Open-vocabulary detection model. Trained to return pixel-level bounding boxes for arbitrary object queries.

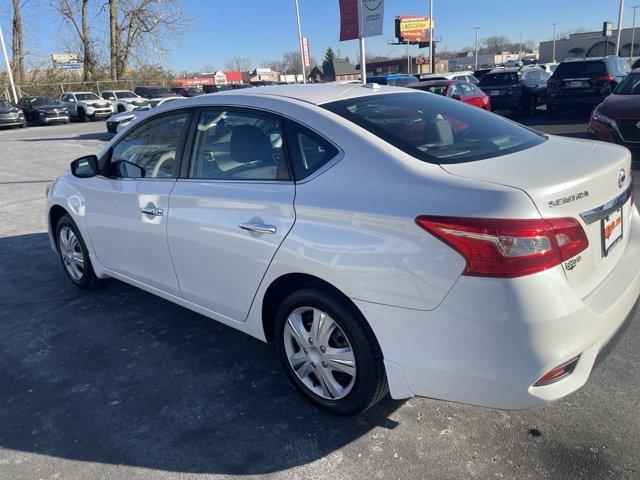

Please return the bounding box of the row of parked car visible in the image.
[0,84,251,131]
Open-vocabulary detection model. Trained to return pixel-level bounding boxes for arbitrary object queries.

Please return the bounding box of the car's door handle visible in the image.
[239,222,277,234]
[141,207,163,216]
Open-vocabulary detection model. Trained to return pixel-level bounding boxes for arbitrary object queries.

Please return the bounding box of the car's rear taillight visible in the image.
[415,216,589,278]
[534,357,580,386]
[596,74,615,83]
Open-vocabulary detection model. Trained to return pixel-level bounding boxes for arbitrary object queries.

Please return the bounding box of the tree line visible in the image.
[9,0,187,84]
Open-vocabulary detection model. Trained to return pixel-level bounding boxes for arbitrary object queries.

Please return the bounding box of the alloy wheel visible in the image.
[283,306,356,400]
[59,226,85,281]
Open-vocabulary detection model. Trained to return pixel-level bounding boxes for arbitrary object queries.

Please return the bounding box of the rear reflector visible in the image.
[534,357,580,386]
[415,216,589,278]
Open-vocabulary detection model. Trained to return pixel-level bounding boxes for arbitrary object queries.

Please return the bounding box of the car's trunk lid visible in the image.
[441,135,634,298]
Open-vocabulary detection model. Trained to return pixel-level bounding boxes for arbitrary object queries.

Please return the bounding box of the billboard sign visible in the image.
[301,37,311,67]
[395,15,431,43]
[339,0,384,41]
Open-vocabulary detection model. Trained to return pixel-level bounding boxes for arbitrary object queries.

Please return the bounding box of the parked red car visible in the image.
[407,80,491,111]
[589,68,640,150]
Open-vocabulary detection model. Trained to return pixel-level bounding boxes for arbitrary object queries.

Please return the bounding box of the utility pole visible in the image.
[357,0,366,83]
[474,27,480,70]
[519,32,523,60]
[631,5,639,60]
[552,23,557,62]
[0,25,18,103]
[406,41,411,74]
[429,0,435,73]
[616,0,625,55]
[294,0,306,84]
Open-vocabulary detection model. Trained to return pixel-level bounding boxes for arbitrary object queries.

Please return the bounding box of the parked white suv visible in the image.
[46,84,640,415]
[60,92,113,121]
[100,90,149,113]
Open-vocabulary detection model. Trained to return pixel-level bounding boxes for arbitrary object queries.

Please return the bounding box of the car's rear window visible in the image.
[552,60,606,78]
[478,72,519,85]
[322,92,545,164]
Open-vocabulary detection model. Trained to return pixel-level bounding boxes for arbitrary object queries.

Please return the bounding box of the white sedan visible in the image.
[46,83,640,415]
[105,96,184,133]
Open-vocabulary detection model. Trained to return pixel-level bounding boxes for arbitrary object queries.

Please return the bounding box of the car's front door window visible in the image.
[107,112,189,179]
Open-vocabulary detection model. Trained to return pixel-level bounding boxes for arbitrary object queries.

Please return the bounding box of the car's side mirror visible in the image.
[108,96,116,101]
[70,155,99,178]
[451,94,463,101]
[68,98,76,103]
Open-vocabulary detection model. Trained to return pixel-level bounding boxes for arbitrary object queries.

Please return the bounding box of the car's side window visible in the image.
[448,83,463,97]
[284,119,340,180]
[101,92,110,100]
[106,111,189,179]
[460,83,475,96]
[188,109,289,181]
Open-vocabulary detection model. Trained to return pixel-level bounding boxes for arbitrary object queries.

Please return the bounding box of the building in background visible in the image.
[539,28,640,62]
[249,68,281,83]
[224,71,243,84]
[360,57,447,76]
[447,51,537,70]
[308,59,360,82]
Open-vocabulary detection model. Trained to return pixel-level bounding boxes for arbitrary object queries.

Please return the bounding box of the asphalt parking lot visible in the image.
[1,115,639,480]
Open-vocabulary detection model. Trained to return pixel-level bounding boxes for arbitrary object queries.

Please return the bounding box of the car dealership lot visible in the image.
[1,119,639,479]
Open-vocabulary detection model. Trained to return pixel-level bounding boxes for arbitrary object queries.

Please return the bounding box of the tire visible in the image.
[19,122,26,128]
[275,288,388,416]
[78,108,88,122]
[117,105,125,113]
[546,105,558,118]
[55,214,98,289]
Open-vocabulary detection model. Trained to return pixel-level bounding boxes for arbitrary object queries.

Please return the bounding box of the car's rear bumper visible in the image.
[355,205,640,409]
[548,94,606,110]
[485,94,521,111]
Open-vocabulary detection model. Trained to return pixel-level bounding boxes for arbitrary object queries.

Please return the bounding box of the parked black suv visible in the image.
[477,67,549,115]
[17,96,70,125]
[133,86,176,99]
[171,86,204,97]
[547,56,631,115]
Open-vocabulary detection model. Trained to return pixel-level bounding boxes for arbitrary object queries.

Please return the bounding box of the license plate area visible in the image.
[490,90,500,96]
[569,81,584,88]
[601,207,623,257]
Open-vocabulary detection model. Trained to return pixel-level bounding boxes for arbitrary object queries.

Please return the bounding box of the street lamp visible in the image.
[474,27,480,70]
[616,0,625,56]
[552,23,557,62]
[631,5,639,60]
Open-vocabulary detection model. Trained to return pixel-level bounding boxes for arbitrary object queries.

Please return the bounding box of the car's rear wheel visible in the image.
[78,108,88,122]
[275,288,387,415]
[56,214,98,289]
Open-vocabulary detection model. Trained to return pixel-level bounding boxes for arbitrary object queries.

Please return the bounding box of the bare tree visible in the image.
[224,56,252,72]
[11,0,26,84]
[484,35,510,54]
[106,0,188,80]
[52,0,97,80]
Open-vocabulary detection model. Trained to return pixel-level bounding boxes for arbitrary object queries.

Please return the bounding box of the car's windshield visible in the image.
[0,99,12,108]
[147,88,174,96]
[75,93,100,101]
[115,91,137,99]
[552,60,606,78]
[479,72,519,85]
[31,97,56,106]
[322,92,545,164]
[615,72,640,94]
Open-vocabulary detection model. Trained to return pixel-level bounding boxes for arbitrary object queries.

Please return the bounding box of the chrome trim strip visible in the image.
[579,183,633,225]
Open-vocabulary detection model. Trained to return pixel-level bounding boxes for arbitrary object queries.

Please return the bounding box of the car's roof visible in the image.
[191,83,414,106]
[410,79,458,86]
[69,91,96,94]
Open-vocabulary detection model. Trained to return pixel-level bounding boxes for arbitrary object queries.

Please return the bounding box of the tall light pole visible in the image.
[552,23,558,62]
[631,5,639,60]
[429,0,435,73]
[357,0,366,84]
[519,32,523,60]
[0,25,17,103]
[294,0,307,84]
[616,0,625,55]
[474,27,480,70]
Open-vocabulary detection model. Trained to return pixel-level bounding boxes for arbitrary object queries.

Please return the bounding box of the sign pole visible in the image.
[429,0,434,73]
[616,0,625,56]
[358,0,367,84]
[0,25,18,103]
[294,0,307,84]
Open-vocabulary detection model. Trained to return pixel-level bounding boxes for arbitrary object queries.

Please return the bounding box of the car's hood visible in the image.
[34,103,66,110]
[0,106,19,114]
[108,110,141,122]
[599,94,640,119]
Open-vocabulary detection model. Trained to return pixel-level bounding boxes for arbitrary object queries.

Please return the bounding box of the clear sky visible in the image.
[0,0,632,72]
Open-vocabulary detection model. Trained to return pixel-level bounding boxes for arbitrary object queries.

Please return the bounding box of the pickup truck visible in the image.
[60,92,113,122]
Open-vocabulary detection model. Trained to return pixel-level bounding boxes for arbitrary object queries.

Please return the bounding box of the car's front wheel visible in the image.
[56,214,98,289]
[275,288,387,415]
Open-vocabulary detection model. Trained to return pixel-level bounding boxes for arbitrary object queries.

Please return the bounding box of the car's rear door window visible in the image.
[283,120,340,180]
[322,92,545,164]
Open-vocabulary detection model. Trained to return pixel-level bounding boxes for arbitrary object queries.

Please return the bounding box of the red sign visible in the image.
[397,15,430,43]
[301,37,311,68]
[173,77,214,87]
[339,0,359,41]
